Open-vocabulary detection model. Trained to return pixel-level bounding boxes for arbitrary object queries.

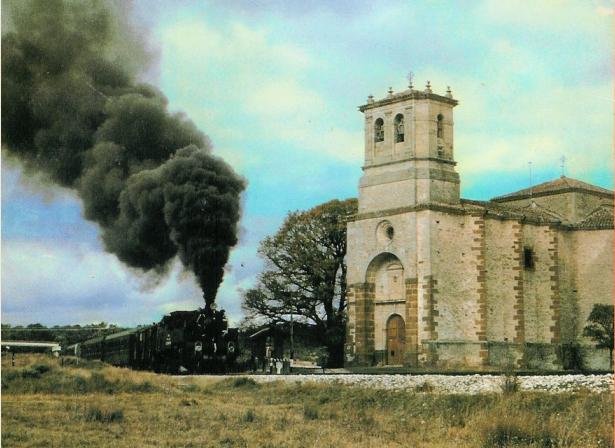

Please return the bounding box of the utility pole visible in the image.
[528,161,533,198]
[290,311,294,362]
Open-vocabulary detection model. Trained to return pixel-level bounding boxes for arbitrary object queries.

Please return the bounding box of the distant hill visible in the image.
[1,323,127,348]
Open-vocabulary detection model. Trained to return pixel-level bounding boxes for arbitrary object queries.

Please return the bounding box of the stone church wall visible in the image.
[346,210,612,371]
[484,219,519,343]
[520,224,561,369]
[480,218,521,367]
[520,224,555,343]
[556,231,578,345]
[574,229,612,318]
[345,211,420,366]
[429,212,479,340]
[358,179,416,213]
[426,211,484,367]
[574,229,613,370]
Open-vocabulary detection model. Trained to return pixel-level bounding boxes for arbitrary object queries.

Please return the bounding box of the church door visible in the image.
[386,315,405,365]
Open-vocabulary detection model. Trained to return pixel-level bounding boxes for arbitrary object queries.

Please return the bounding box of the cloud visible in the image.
[479,0,612,33]
[158,18,363,165]
[245,80,326,117]
[418,36,612,195]
[1,238,204,326]
[595,5,614,15]
[455,80,613,177]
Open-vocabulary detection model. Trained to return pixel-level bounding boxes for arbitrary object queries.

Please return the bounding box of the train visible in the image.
[65,308,239,374]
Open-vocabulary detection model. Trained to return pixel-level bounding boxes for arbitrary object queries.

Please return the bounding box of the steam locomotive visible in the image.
[66,309,239,374]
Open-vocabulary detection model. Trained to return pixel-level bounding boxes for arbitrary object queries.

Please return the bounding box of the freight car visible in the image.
[67,308,238,374]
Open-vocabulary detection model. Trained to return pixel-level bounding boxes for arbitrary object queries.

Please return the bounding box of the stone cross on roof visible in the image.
[406,71,414,89]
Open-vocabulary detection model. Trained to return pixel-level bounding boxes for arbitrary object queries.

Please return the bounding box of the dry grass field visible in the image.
[1,354,612,447]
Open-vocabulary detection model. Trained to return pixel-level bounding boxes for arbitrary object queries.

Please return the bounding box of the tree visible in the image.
[242,198,357,367]
[583,304,614,366]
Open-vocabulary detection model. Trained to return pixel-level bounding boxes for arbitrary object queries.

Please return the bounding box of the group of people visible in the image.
[250,343,293,374]
[250,355,292,374]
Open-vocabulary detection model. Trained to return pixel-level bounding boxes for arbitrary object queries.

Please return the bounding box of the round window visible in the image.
[386,226,395,240]
[376,221,395,245]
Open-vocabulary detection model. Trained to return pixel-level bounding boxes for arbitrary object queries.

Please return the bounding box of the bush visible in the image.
[179,398,198,407]
[84,406,124,423]
[241,409,256,423]
[226,377,260,389]
[1,365,159,395]
[414,381,435,393]
[61,357,105,369]
[483,422,555,448]
[560,343,584,371]
[356,409,376,427]
[2,370,19,382]
[7,363,52,380]
[501,372,520,394]
[32,364,51,375]
[131,380,155,393]
[317,394,331,404]
[20,368,41,379]
[89,372,115,393]
[303,404,319,420]
[177,383,201,393]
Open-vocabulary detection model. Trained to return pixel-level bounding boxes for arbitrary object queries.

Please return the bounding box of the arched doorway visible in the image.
[365,252,407,365]
[386,314,405,365]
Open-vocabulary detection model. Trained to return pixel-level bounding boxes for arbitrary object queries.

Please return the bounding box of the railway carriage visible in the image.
[67,308,239,374]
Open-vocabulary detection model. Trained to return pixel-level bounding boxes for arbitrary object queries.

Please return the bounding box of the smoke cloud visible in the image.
[2,0,246,312]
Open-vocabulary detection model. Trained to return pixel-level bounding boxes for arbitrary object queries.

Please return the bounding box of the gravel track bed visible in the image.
[209,374,614,394]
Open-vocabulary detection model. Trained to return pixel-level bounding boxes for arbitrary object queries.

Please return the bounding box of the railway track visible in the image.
[187,372,614,394]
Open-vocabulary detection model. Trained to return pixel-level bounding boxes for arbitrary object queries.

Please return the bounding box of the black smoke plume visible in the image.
[2,0,246,312]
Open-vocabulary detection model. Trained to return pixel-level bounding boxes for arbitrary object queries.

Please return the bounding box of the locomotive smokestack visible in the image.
[2,0,245,308]
[203,293,214,316]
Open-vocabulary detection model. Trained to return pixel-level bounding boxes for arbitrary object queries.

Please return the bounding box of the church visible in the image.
[344,81,613,370]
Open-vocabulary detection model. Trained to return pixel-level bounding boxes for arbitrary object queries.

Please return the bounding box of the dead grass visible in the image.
[2,354,612,447]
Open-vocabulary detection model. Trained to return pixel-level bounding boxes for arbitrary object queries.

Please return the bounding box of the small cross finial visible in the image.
[446,85,453,98]
[387,86,394,96]
[560,155,566,177]
[367,94,374,104]
[407,71,414,89]
[425,80,432,93]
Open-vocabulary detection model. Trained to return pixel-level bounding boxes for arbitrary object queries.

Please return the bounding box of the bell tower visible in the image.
[358,80,460,213]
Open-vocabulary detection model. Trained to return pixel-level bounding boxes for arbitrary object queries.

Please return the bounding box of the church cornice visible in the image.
[348,203,466,222]
[362,157,457,170]
[348,200,565,226]
[359,90,458,111]
[562,224,614,231]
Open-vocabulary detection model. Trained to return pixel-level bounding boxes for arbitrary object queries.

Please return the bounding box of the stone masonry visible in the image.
[345,80,614,371]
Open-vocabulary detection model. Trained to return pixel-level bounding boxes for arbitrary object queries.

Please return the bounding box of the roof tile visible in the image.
[492,176,613,201]
[573,206,614,230]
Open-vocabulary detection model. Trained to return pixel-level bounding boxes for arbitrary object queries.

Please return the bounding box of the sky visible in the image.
[2,0,613,327]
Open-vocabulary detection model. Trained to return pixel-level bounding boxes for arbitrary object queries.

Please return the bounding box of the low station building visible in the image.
[344,81,613,370]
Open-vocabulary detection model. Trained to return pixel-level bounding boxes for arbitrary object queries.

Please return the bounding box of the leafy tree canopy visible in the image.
[242,198,357,366]
[583,304,614,364]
